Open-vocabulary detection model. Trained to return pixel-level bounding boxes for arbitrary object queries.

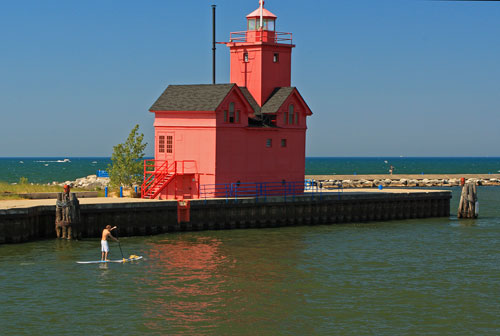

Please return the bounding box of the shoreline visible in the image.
[306,174,500,188]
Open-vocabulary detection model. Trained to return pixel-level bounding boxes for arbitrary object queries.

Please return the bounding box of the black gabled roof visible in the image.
[239,87,261,115]
[150,84,236,111]
[261,87,296,114]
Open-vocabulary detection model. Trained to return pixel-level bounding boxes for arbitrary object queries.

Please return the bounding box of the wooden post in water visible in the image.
[55,191,81,239]
[457,182,478,219]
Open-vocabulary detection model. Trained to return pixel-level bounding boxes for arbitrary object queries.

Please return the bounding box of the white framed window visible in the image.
[159,136,165,153]
[166,136,173,153]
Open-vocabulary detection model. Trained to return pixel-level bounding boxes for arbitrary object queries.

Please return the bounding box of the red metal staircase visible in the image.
[141,160,198,199]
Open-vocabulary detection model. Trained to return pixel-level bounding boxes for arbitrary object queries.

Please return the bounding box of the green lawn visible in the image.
[0,182,105,200]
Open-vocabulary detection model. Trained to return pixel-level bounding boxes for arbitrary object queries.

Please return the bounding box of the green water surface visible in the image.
[0,187,499,335]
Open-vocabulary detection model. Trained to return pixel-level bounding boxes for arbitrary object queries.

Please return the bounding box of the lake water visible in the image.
[1,157,500,184]
[1,187,499,335]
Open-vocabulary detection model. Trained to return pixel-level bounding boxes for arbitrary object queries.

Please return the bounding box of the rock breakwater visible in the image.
[54,175,110,190]
[306,174,500,189]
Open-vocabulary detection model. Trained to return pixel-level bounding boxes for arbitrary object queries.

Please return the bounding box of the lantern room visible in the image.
[246,5,277,43]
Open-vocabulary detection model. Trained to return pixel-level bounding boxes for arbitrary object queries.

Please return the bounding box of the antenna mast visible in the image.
[212,4,216,84]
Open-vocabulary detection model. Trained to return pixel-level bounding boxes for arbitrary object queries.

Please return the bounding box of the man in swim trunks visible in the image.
[101,225,118,261]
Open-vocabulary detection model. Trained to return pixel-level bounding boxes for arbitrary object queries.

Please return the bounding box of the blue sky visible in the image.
[0,0,499,157]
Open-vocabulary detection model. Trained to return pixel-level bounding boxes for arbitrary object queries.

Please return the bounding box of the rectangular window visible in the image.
[273,53,279,63]
[284,112,288,124]
[248,19,256,31]
[289,111,293,124]
[268,20,275,31]
[229,102,235,123]
[281,139,287,147]
[224,110,228,122]
[236,110,240,123]
[294,113,298,125]
[159,136,165,153]
[166,135,173,153]
[266,138,272,148]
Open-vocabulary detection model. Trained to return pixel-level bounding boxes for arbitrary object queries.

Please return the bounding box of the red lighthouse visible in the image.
[143,1,312,200]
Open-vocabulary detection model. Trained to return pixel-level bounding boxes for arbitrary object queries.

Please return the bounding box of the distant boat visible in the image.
[44,164,49,166]
[19,161,24,164]
[92,161,97,164]
[384,160,388,164]
[62,158,70,162]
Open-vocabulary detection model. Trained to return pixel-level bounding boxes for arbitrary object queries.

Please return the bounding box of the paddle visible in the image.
[113,226,126,262]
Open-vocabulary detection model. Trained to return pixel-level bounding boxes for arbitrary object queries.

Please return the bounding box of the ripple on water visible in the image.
[0,188,500,335]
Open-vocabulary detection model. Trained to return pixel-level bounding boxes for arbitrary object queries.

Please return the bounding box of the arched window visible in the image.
[289,104,294,125]
[229,102,235,123]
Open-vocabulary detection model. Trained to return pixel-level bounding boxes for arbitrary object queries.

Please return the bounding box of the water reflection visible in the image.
[139,236,231,333]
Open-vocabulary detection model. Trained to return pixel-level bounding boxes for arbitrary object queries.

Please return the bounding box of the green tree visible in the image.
[108,124,147,188]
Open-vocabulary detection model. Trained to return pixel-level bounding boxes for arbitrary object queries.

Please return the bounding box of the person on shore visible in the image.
[101,225,118,261]
[63,184,70,196]
[389,165,395,175]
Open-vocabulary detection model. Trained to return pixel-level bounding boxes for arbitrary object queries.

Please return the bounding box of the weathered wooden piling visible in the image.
[457,183,478,219]
[55,192,81,239]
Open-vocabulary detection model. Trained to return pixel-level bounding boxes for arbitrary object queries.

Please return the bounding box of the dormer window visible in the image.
[229,102,235,123]
[285,104,299,125]
[224,103,240,124]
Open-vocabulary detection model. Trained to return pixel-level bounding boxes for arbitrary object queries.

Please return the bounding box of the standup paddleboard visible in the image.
[77,255,143,264]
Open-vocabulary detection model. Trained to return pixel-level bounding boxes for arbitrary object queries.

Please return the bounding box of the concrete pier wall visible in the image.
[0,191,451,244]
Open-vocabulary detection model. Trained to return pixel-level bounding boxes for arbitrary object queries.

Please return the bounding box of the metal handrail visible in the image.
[142,160,175,198]
[229,31,293,44]
[142,160,169,198]
[199,180,319,201]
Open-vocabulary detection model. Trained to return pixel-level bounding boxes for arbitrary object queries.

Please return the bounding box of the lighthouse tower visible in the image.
[227,1,294,106]
[145,1,312,199]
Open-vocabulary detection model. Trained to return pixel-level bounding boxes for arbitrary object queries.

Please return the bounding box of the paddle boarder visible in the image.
[101,225,118,261]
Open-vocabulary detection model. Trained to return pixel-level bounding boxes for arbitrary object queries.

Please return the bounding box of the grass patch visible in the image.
[0,182,94,200]
[0,182,67,194]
